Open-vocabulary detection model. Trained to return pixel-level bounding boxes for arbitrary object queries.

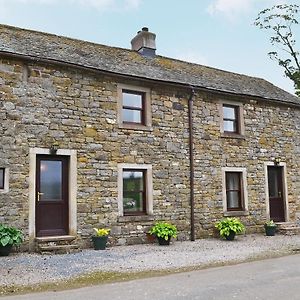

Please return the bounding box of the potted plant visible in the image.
[149,222,177,245]
[264,220,277,236]
[0,224,23,256]
[92,228,110,250]
[146,232,156,243]
[215,217,245,241]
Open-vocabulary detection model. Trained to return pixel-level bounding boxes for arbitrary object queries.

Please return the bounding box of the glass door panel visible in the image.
[39,160,62,201]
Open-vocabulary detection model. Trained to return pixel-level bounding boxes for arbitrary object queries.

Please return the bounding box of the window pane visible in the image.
[123,171,144,191]
[227,191,240,208]
[223,106,236,119]
[226,172,242,210]
[224,121,236,132]
[123,192,144,213]
[40,161,62,201]
[0,168,4,189]
[123,92,143,108]
[268,168,279,197]
[122,109,142,123]
[123,170,145,214]
[226,173,240,190]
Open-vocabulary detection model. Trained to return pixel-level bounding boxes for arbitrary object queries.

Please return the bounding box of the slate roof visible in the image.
[0,24,299,105]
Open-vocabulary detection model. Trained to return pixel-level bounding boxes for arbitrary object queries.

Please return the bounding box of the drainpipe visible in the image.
[188,87,195,241]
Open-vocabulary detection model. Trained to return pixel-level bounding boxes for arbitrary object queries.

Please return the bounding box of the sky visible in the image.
[0,0,298,94]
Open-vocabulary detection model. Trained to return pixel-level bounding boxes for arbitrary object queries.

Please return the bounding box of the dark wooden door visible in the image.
[268,166,285,222]
[36,155,69,237]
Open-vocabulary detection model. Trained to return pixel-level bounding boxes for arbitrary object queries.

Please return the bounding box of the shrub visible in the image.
[215,217,245,238]
[149,222,177,241]
[0,224,23,247]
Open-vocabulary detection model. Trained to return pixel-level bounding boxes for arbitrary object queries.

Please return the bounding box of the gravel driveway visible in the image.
[1,234,300,291]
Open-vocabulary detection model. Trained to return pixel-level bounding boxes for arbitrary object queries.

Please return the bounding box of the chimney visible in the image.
[131,27,156,57]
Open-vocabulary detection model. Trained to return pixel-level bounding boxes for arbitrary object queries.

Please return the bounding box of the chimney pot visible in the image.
[131,27,156,57]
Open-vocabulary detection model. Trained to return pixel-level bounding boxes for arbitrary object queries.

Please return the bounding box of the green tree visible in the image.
[254,4,299,96]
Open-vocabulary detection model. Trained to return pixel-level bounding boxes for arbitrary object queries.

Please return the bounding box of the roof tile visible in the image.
[0,24,299,104]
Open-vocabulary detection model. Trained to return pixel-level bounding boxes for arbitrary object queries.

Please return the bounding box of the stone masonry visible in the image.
[1,56,300,251]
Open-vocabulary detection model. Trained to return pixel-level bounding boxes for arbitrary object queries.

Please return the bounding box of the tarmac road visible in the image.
[2,254,300,300]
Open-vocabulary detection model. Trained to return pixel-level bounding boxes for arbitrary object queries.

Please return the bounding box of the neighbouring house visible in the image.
[1,25,300,252]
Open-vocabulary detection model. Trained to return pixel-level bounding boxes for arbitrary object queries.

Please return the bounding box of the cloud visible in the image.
[207,0,290,21]
[207,0,254,20]
[0,0,141,11]
[73,0,115,10]
[125,0,140,9]
[1,0,57,3]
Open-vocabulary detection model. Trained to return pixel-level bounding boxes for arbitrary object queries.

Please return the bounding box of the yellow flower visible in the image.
[93,228,110,237]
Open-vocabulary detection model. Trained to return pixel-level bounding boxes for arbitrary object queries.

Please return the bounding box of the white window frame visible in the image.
[0,167,9,193]
[219,101,245,136]
[222,167,248,216]
[117,163,153,216]
[117,84,152,130]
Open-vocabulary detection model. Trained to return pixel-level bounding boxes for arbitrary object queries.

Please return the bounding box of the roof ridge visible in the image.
[0,23,134,53]
[0,23,298,104]
[0,23,270,83]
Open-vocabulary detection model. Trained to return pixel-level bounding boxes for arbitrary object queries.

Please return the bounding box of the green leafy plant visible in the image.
[265,220,276,227]
[0,224,23,247]
[149,222,177,241]
[215,217,245,238]
[93,228,110,237]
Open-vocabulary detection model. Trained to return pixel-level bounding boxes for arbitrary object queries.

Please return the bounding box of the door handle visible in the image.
[37,192,44,202]
[278,191,282,198]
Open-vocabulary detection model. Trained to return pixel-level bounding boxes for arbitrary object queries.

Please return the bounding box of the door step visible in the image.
[35,235,80,254]
[276,222,300,235]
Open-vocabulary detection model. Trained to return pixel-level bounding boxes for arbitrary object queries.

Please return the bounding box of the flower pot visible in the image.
[92,236,108,250]
[0,244,13,256]
[225,231,236,241]
[157,236,171,246]
[146,233,156,243]
[265,225,276,236]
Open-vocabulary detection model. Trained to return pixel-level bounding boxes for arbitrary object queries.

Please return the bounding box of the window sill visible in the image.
[118,215,154,223]
[119,123,153,132]
[221,133,245,139]
[224,210,249,217]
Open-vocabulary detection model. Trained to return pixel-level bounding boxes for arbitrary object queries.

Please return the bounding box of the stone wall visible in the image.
[1,56,300,250]
[192,93,300,237]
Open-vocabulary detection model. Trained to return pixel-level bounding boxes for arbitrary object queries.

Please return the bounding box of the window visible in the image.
[226,172,243,210]
[0,168,4,190]
[118,164,153,218]
[223,105,239,133]
[122,91,145,124]
[220,102,244,136]
[117,84,152,130]
[123,169,146,215]
[0,167,9,193]
[222,167,248,216]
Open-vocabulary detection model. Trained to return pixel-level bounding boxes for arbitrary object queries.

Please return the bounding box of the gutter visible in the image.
[188,86,195,241]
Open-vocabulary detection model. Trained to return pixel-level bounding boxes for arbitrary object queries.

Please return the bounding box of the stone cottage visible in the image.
[1,25,300,252]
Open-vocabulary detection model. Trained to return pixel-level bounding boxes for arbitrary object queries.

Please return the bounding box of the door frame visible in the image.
[264,161,289,222]
[28,148,77,251]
